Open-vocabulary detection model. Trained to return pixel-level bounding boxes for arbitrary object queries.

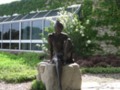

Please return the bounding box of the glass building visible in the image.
[0,5,81,52]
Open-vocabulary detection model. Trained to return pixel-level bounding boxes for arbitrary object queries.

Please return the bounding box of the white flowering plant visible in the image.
[40,10,100,57]
[57,10,100,57]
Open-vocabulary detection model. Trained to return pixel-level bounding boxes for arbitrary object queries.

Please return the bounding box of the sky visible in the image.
[0,0,21,5]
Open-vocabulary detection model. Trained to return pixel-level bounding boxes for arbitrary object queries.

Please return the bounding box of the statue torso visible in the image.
[49,32,68,54]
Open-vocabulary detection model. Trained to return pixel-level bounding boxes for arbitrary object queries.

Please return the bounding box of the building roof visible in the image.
[0,4,81,23]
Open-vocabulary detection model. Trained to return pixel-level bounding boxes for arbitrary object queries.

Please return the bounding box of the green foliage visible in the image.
[0,0,120,55]
[0,0,46,15]
[31,80,46,90]
[82,67,120,74]
[0,0,81,16]
[42,10,100,57]
[93,0,120,27]
[0,52,42,83]
[58,12,100,56]
[82,0,93,20]
[81,0,120,55]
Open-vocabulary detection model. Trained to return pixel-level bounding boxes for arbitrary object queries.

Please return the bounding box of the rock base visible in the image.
[37,62,82,90]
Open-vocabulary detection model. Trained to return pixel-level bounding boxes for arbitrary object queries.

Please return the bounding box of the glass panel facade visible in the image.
[0,25,1,40]
[0,43,1,49]
[44,18,56,35]
[6,16,16,21]
[34,11,48,18]
[31,43,42,50]
[44,19,51,36]
[32,20,43,39]
[47,10,60,17]
[14,15,24,20]
[23,13,37,19]
[21,43,30,50]
[21,21,30,40]
[3,24,10,40]
[0,5,80,51]
[44,19,51,28]
[0,17,7,22]
[11,23,19,40]
[2,43,10,49]
[66,7,77,13]
[11,43,19,49]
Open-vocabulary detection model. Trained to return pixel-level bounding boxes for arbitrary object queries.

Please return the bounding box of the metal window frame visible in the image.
[12,15,20,21]
[0,16,66,52]
[0,4,81,52]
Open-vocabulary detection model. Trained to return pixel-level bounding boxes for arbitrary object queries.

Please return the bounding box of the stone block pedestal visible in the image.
[37,62,82,90]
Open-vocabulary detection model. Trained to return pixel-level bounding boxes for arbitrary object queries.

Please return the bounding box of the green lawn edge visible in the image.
[81,67,120,74]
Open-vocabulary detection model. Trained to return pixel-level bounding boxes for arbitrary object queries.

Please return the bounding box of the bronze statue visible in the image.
[48,20,74,90]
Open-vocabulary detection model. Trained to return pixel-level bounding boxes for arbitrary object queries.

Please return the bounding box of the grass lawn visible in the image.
[0,52,41,83]
[0,52,120,84]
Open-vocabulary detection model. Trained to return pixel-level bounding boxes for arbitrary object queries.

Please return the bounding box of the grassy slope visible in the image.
[0,52,41,83]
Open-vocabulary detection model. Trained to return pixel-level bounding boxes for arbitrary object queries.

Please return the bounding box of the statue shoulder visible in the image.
[61,32,68,37]
[48,33,55,38]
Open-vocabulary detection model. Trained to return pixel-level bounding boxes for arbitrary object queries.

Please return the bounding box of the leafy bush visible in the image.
[59,13,100,56]
[41,10,100,57]
[31,80,46,90]
[82,0,120,55]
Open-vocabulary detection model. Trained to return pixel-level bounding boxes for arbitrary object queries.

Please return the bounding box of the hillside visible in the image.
[0,0,81,16]
[0,0,47,16]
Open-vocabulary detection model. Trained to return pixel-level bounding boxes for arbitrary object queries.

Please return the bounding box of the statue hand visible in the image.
[49,60,54,64]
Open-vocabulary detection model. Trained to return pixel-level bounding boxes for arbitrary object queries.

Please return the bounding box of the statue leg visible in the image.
[54,58,62,90]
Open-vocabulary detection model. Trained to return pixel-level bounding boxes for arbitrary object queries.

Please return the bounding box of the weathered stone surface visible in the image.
[37,62,82,90]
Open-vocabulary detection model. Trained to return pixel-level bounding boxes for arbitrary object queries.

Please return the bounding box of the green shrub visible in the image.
[42,10,100,57]
[31,80,46,90]
[0,52,42,83]
[59,14,100,57]
[81,67,120,74]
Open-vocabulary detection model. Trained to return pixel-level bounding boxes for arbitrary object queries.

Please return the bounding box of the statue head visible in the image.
[54,20,64,34]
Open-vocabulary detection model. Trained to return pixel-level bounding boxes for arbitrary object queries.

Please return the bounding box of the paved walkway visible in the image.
[0,74,120,90]
[82,74,120,90]
[0,82,31,90]
[82,82,120,90]
[0,81,120,90]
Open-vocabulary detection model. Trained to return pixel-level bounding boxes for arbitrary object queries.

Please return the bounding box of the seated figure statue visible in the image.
[48,20,74,90]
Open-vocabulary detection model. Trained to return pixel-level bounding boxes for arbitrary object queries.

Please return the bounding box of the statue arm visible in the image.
[64,38,74,63]
[48,36,53,61]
